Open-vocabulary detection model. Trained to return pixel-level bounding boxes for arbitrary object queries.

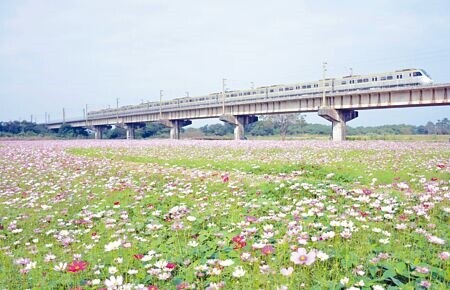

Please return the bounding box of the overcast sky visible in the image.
[0,0,449,127]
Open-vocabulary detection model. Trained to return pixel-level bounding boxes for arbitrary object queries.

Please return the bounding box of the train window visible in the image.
[270,89,274,93]
[357,79,363,83]
[363,79,369,82]
[314,84,318,87]
[387,76,393,80]
[260,90,264,94]
[341,81,346,85]
[380,76,386,81]
[306,85,311,88]
[396,75,403,79]
[372,77,377,81]
[279,88,284,91]
[413,71,423,77]
[302,85,307,89]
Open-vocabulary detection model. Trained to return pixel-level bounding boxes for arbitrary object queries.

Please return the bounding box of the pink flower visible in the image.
[261,245,275,255]
[438,251,449,260]
[290,248,316,265]
[420,280,431,288]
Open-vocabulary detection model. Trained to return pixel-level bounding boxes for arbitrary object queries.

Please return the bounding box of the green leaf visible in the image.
[369,265,379,278]
[394,262,407,275]
[390,277,405,287]
[381,268,396,280]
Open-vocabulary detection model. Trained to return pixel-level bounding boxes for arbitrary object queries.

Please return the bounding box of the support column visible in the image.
[318,108,358,141]
[93,125,107,140]
[160,119,192,139]
[124,123,136,140]
[219,115,258,140]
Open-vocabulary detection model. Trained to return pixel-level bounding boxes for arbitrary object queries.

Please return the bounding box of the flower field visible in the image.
[0,140,449,289]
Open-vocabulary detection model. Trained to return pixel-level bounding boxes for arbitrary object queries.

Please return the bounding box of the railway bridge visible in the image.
[45,84,450,141]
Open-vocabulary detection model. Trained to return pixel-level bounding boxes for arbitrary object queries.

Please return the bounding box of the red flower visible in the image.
[437,164,445,169]
[362,189,372,195]
[134,254,144,260]
[232,235,244,243]
[67,260,88,273]
[166,262,176,270]
[114,201,120,205]
[147,286,158,290]
[232,235,246,249]
[221,174,229,182]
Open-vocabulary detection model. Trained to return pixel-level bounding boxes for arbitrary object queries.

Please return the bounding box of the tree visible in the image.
[264,114,301,140]
[199,123,234,136]
[137,123,170,138]
[107,127,126,139]
[247,120,274,136]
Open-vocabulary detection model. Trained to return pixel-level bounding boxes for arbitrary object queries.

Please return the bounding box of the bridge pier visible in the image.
[318,108,358,141]
[124,123,136,140]
[220,114,258,140]
[160,119,192,139]
[93,125,108,139]
[124,123,146,139]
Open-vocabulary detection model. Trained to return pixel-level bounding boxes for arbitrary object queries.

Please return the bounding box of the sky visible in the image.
[0,0,449,127]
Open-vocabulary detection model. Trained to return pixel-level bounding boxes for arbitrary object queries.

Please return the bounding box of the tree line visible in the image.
[0,116,449,139]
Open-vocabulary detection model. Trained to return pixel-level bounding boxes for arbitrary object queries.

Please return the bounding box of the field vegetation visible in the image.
[0,140,449,289]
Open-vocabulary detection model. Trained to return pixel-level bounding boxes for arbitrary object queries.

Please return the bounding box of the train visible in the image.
[87,68,433,119]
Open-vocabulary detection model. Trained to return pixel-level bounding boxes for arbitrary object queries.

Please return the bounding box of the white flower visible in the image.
[340,277,349,285]
[104,240,121,252]
[232,266,246,278]
[157,272,171,280]
[188,240,199,247]
[127,269,138,275]
[53,262,67,272]
[316,250,329,261]
[104,275,123,288]
[280,267,294,276]
[379,238,389,244]
[186,216,196,222]
[114,257,123,264]
[25,261,37,270]
[372,285,385,290]
[154,260,168,269]
[108,266,118,274]
[219,259,234,267]
[92,279,100,285]
[44,254,56,263]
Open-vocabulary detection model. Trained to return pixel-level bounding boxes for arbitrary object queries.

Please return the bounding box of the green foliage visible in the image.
[200,123,234,136]
[0,120,51,136]
[106,127,127,139]
[57,124,89,138]
[136,123,170,138]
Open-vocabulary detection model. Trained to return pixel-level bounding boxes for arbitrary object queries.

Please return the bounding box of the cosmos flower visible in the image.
[67,260,88,273]
[104,275,123,288]
[280,267,294,276]
[232,266,246,278]
[290,248,316,266]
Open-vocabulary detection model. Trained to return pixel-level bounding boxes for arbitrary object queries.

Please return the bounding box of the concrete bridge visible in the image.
[46,84,450,141]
